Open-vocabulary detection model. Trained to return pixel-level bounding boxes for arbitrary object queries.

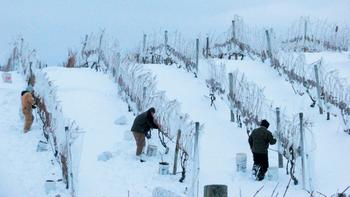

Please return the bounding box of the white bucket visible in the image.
[267,167,279,181]
[152,187,181,197]
[36,140,48,152]
[124,130,133,141]
[159,162,169,175]
[147,145,158,157]
[44,180,56,194]
[236,153,247,172]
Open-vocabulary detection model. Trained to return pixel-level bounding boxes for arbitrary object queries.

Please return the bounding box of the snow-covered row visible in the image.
[207,57,350,195]
[0,71,69,197]
[32,66,83,196]
[43,67,193,197]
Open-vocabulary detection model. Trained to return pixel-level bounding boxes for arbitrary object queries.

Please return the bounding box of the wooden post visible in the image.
[204,185,227,197]
[206,37,209,58]
[304,20,307,52]
[196,38,199,75]
[194,122,200,163]
[229,73,234,122]
[173,129,182,175]
[265,30,273,60]
[191,122,200,197]
[116,52,121,68]
[164,30,168,48]
[299,112,306,190]
[314,63,323,114]
[143,87,147,99]
[276,107,283,168]
[143,87,147,111]
[232,20,236,41]
[143,34,147,53]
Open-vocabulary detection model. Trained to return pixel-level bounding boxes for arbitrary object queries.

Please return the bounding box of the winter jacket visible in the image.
[21,91,35,115]
[131,110,158,134]
[248,126,276,154]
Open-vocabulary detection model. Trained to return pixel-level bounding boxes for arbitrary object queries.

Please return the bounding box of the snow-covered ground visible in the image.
[1,54,350,197]
[43,67,189,197]
[143,58,350,196]
[210,57,350,194]
[0,72,68,197]
[304,52,350,79]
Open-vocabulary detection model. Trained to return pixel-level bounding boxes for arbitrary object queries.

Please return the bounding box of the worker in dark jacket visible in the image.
[248,119,276,181]
[131,107,160,162]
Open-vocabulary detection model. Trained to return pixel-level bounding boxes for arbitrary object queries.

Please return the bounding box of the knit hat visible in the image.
[260,119,270,128]
[148,107,155,113]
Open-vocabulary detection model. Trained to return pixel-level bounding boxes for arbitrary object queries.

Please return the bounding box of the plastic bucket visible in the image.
[267,166,279,181]
[44,180,56,194]
[236,153,247,172]
[147,145,158,157]
[159,162,169,175]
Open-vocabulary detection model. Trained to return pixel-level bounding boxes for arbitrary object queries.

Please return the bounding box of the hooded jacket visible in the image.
[21,91,35,114]
[131,108,159,134]
[248,126,276,154]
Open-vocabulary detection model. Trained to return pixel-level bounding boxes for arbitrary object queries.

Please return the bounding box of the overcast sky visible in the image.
[1,0,349,65]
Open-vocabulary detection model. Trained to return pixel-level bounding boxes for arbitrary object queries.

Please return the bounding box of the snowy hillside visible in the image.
[1,1,350,197]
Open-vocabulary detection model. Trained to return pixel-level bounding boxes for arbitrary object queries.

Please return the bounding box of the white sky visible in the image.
[0,0,349,65]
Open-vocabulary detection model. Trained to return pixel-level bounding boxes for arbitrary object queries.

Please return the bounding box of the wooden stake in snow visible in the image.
[299,112,306,190]
[173,129,182,175]
[314,62,323,114]
[194,122,200,167]
[206,37,209,58]
[265,30,273,60]
[142,87,147,111]
[196,38,199,76]
[276,107,283,168]
[191,122,200,197]
[232,20,236,41]
[204,185,227,197]
[229,73,234,122]
[164,30,168,48]
[143,34,147,53]
[304,20,307,52]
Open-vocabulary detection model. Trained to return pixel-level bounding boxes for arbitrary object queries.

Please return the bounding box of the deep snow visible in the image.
[1,54,350,196]
[0,72,68,197]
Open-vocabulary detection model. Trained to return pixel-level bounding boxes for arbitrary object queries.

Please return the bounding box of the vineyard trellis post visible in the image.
[265,30,273,60]
[228,73,234,122]
[143,34,147,53]
[142,86,147,111]
[206,37,209,58]
[191,122,200,197]
[164,30,168,49]
[313,62,323,114]
[276,107,283,168]
[304,19,308,52]
[116,52,121,68]
[232,20,236,41]
[299,112,306,190]
[196,38,199,76]
[173,129,182,175]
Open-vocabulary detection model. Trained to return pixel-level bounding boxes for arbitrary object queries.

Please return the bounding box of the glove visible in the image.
[32,105,37,109]
[145,131,151,139]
